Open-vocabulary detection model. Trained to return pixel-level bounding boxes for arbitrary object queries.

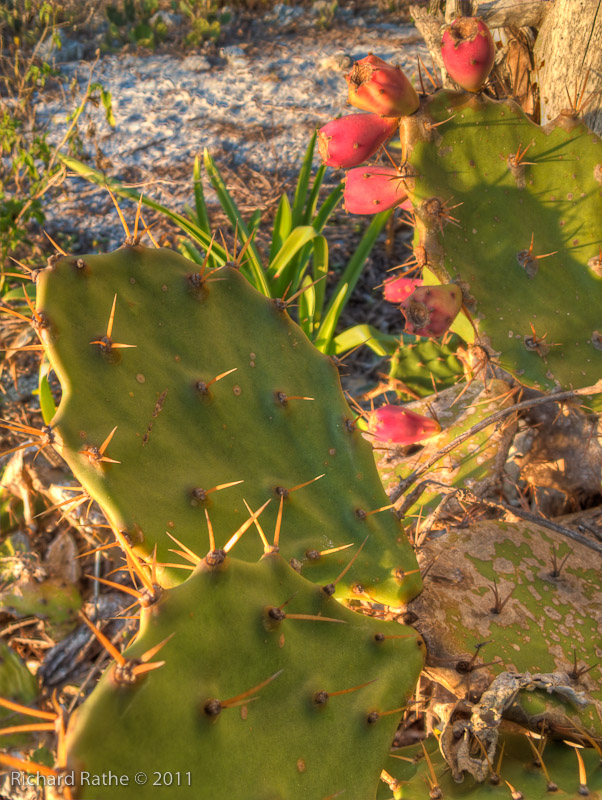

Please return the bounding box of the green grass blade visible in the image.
[303,163,326,225]
[316,209,392,352]
[203,149,270,296]
[37,357,57,425]
[333,324,399,357]
[297,274,315,338]
[60,155,228,264]
[178,240,205,264]
[287,180,343,288]
[268,193,292,264]
[193,154,212,235]
[311,235,328,325]
[312,182,344,233]
[248,209,262,233]
[38,374,57,425]
[291,132,316,227]
[268,226,319,296]
[314,282,348,353]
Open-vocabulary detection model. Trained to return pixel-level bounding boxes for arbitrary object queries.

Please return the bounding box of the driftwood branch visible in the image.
[444,0,550,27]
[409,5,447,79]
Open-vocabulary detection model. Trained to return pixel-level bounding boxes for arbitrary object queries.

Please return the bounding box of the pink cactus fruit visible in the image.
[368,405,441,445]
[345,55,420,117]
[383,274,423,303]
[344,166,413,214]
[318,114,398,169]
[400,284,462,337]
[441,17,495,92]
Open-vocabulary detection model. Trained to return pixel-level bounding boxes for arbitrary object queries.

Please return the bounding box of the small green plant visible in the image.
[312,0,338,30]
[179,0,225,45]
[105,0,168,49]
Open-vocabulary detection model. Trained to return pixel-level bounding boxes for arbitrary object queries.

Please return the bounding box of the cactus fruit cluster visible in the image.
[318,22,602,392]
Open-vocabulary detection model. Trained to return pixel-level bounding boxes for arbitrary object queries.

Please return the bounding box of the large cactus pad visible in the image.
[65,553,425,799]
[36,246,421,604]
[401,90,602,391]
[408,518,602,742]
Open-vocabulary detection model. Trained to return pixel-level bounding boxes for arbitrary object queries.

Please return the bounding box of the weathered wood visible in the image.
[409,5,450,83]
[534,0,602,133]
[445,0,549,27]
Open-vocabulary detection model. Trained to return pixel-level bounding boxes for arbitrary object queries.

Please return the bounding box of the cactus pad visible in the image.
[65,552,425,799]
[387,334,464,398]
[408,517,602,743]
[35,246,421,604]
[378,733,602,798]
[400,90,602,390]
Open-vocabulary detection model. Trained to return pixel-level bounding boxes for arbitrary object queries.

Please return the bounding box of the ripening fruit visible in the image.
[368,405,440,445]
[344,166,412,214]
[346,55,419,117]
[400,284,462,337]
[441,17,495,92]
[383,274,422,303]
[318,114,399,169]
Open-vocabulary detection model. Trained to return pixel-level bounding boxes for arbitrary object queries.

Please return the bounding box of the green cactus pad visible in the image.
[400,90,602,391]
[408,518,602,741]
[387,334,464,398]
[65,553,425,800]
[35,246,421,604]
[377,733,602,799]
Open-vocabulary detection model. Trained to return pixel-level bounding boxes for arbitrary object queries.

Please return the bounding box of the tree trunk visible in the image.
[534,0,602,133]
[409,6,449,84]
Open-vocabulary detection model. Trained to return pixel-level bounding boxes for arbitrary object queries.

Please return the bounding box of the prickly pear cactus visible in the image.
[400,89,602,390]
[387,334,464,397]
[35,246,421,604]
[65,552,426,799]
[407,515,602,767]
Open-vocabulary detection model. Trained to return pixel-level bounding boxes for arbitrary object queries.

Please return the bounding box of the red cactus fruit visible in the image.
[441,17,495,92]
[318,114,398,169]
[343,166,413,214]
[346,55,419,117]
[383,274,423,303]
[368,405,440,445]
[400,284,462,337]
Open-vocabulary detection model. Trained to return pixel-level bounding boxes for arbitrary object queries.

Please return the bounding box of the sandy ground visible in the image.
[39,10,430,249]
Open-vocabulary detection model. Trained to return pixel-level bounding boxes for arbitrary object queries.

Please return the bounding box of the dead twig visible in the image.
[390,380,602,502]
